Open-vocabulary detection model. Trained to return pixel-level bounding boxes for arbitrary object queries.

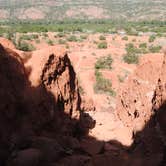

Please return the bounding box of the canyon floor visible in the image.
[0,32,166,165]
[19,32,165,146]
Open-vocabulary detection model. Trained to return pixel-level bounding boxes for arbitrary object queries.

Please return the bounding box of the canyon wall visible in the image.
[0,43,95,165]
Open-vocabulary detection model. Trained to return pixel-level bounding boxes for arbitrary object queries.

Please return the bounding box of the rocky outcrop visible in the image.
[152,49,166,165]
[0,43,95,165]
[117,54,163,132]
[116,50,166,165]
[25,46,82,119]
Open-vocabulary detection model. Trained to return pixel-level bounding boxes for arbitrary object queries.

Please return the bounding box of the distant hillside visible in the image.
[0,0,166,21]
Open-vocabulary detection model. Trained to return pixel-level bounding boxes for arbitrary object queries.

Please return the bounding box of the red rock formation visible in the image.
[24,46,82,119]
[0,43,95,165]
[117,54,163,132]
[116,50,166,165]
[152,48,166,140]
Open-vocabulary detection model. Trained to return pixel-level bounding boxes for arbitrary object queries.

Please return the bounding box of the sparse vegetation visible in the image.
[56,32,65,38]
[122,36,128,41]
[4,31,15,41]
[20,35,31,40]
[149,35,156,42]
[16,40,36,51]
[0,20,166,36]
[123,54,139,64]
[139,43,147,49]
[97,41,107,49]
[47,39,54,45]
[95,55,113,70]
[67,35,78,42]
[123,43,139,64]
[20,34,39,40]
[58,39,66,44]
[80,35,87,40]
[125,43,136,54]
[94,69,116,96]
[99,35,106,40]
[125,42,148,56]
[138,43,149,53]
[42,33,48,37]
[149,45,161,53]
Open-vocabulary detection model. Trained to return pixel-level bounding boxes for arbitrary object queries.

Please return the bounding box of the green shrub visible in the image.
[20,34,39,40]
[20,35,31,40]
[156,33,163,37]
[43,33,48,37]
[149,45,161,53]
[123,54,139,64]
[99,35,106,40]
[56,32,65,38]
[126,43,134,52]
[31,34,39,39]
[122,36,128,41]
[138,43,149,53]
[67,35,78,42]
[97,41,107,49]
[57,27,64,32]
[95,55,113,70]
[5,31,15,40]
[17,40,35,51]
[94,70,116,96]
[139,43,147,49]
[80,35,88,40]
[58,39,66,44]
[125,42,148,54]
[126,28,138,36]
[74,27,83,32]
[125,43,143,54]
[47,39,54,45]
[149,35,156,42]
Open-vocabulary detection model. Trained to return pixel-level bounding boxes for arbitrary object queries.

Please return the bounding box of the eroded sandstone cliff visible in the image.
[116,50,166,166]
[0,43,95,166]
